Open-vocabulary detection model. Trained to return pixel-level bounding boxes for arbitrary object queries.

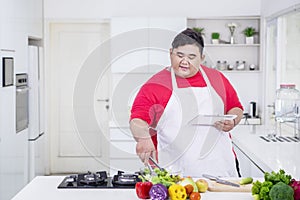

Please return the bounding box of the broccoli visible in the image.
[269,182,294,200]
[252,180,262,195]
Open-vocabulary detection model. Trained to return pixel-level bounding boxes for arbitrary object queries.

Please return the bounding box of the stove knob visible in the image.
[67,182,74,187]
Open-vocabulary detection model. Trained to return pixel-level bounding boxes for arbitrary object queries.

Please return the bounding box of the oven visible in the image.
[16,74,29,133]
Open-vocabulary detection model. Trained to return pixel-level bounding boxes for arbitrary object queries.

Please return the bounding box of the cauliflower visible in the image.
[269,182,294,200]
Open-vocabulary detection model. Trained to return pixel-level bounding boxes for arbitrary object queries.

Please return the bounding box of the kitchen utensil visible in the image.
[202,174,240,187]
[207,180,252,192]
[149,157,165,172]
[146,163,156,176]
[188,114,237,126]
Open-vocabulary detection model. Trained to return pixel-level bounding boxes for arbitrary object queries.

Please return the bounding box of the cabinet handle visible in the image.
[97,98,109,102]
[0,49,15,52]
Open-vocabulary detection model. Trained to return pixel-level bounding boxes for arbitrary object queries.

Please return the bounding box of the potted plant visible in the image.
[211,32,220,44]
[242,27,258,44]
[192,27,205,35]
[192,27,205,43]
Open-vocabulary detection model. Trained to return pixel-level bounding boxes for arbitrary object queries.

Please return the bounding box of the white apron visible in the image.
[156,66,237,177]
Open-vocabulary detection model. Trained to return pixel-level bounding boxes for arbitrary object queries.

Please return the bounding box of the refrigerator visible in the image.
[28,45,46,181]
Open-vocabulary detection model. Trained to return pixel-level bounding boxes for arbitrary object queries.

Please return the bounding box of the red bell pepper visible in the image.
[135,181,153,199]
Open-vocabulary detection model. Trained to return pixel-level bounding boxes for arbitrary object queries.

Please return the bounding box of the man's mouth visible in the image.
[179,65,189,71]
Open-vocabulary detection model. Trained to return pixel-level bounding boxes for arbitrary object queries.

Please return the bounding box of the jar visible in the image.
[217,60,227,70]
[275,84,300,122]
[236,61,246,70]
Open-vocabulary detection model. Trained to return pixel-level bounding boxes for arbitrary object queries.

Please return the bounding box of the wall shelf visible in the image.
[205,44,260,47]
[188,16,263,119]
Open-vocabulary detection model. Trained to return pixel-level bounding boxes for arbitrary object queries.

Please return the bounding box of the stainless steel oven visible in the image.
[16,74,29,133]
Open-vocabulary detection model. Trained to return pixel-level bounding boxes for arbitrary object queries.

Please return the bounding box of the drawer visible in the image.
[110,128,134,141]
[110,158,144,175]
[110,141,137,158]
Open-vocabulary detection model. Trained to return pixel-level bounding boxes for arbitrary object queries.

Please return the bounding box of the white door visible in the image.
[48,22,111,173]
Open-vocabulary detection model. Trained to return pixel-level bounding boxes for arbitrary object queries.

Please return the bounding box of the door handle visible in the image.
[97,98,109,102]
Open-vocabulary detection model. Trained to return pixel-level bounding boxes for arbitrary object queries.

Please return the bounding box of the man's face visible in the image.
[170,44,203,78]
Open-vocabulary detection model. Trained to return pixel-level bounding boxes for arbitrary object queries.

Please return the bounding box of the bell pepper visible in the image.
[149,183,168,200]
[168,184,187,200]
[135,181,153,199]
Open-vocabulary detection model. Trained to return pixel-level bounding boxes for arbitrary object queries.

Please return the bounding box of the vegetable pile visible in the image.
[136,168,206,200]
[251,169,300,200]
[139,168,181,188]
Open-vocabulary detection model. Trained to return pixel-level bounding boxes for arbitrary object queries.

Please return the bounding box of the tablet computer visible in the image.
[187,114,237,126]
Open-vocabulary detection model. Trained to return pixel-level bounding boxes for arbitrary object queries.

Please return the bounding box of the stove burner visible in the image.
[78,171,106,186]
[112,171,141,186]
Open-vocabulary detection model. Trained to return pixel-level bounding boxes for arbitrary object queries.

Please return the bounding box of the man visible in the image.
[130,28,243,177]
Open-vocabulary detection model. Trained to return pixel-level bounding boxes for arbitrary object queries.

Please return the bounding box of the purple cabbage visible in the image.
[290,179,300,200]
[149,183,168,200]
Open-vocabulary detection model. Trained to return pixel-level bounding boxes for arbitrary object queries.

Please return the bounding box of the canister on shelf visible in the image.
[249,64,256,70]
[227,64,234,70]
[249,101,257,118]
[217,60,227,70]
[236,61,246,70]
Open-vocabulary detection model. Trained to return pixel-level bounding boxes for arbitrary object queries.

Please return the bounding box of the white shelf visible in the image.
[205,44,260,47]
[221,70,262,73]
[239,118,261,125]
[188,16,263,124]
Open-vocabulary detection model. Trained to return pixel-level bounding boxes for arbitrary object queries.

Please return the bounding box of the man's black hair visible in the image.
[171,28,204,54]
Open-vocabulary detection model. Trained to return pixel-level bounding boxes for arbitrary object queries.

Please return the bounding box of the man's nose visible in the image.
[181,57,190,63]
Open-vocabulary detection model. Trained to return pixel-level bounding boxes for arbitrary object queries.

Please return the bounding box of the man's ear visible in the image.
[169,48,173,56]
[201,54,205,62]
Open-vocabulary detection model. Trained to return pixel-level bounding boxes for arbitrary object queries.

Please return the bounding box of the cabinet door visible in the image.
[0,87,28,200]
[27,0,43,38]
[233,143,264,177]
[109,127,143,175]
[111,18,148,73]
[0,0,16,50]
[148,18,187,73]
[110,17,186,73]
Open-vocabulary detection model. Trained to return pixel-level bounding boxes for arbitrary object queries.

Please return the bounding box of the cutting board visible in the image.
[207,180,252,192]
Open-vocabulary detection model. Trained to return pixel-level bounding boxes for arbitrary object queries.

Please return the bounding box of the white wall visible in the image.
[261,0,300,17]
[44,0,261,19]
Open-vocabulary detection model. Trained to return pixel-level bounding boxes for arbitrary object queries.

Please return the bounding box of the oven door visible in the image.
[16,86,30,133]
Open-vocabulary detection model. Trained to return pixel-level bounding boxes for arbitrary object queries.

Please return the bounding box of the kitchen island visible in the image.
[12,125,300,200]
[231,125,300,179]
[12,176,253,200]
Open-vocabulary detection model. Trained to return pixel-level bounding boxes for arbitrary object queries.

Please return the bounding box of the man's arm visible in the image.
[130,118,156,164]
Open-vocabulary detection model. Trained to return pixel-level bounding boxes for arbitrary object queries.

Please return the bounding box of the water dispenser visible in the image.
[275,84,300,137]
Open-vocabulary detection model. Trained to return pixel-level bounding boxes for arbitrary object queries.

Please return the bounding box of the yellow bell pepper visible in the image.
[168,184,187,200]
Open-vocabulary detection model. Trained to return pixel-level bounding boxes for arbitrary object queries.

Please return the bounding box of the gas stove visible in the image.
[57,171,141,189]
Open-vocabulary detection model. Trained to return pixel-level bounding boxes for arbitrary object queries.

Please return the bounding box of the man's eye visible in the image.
[188,56,196,60]
[177,53,184,58]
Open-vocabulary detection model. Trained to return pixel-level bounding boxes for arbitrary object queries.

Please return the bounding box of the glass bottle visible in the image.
[275,84,300,123]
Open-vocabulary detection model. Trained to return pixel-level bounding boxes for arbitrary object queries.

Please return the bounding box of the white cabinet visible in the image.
[0,87,28,200]
[0,0,16,50]
[187,17,263,118]
[110,17,186,73]
[109,126,143,175]
[233,143,264,178]
[27,0,43,38]
[0,0,43,73]
[109,17,186,174]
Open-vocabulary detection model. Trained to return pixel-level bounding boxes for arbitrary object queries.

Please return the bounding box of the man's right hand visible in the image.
[136,138,156,165]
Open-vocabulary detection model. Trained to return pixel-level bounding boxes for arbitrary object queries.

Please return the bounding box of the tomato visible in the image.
[184,184,194,196]
[189,192,201,200]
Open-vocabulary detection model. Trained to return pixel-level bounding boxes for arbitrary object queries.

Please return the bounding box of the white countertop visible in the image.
[231,125,300,179]
[12,176,253,200]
